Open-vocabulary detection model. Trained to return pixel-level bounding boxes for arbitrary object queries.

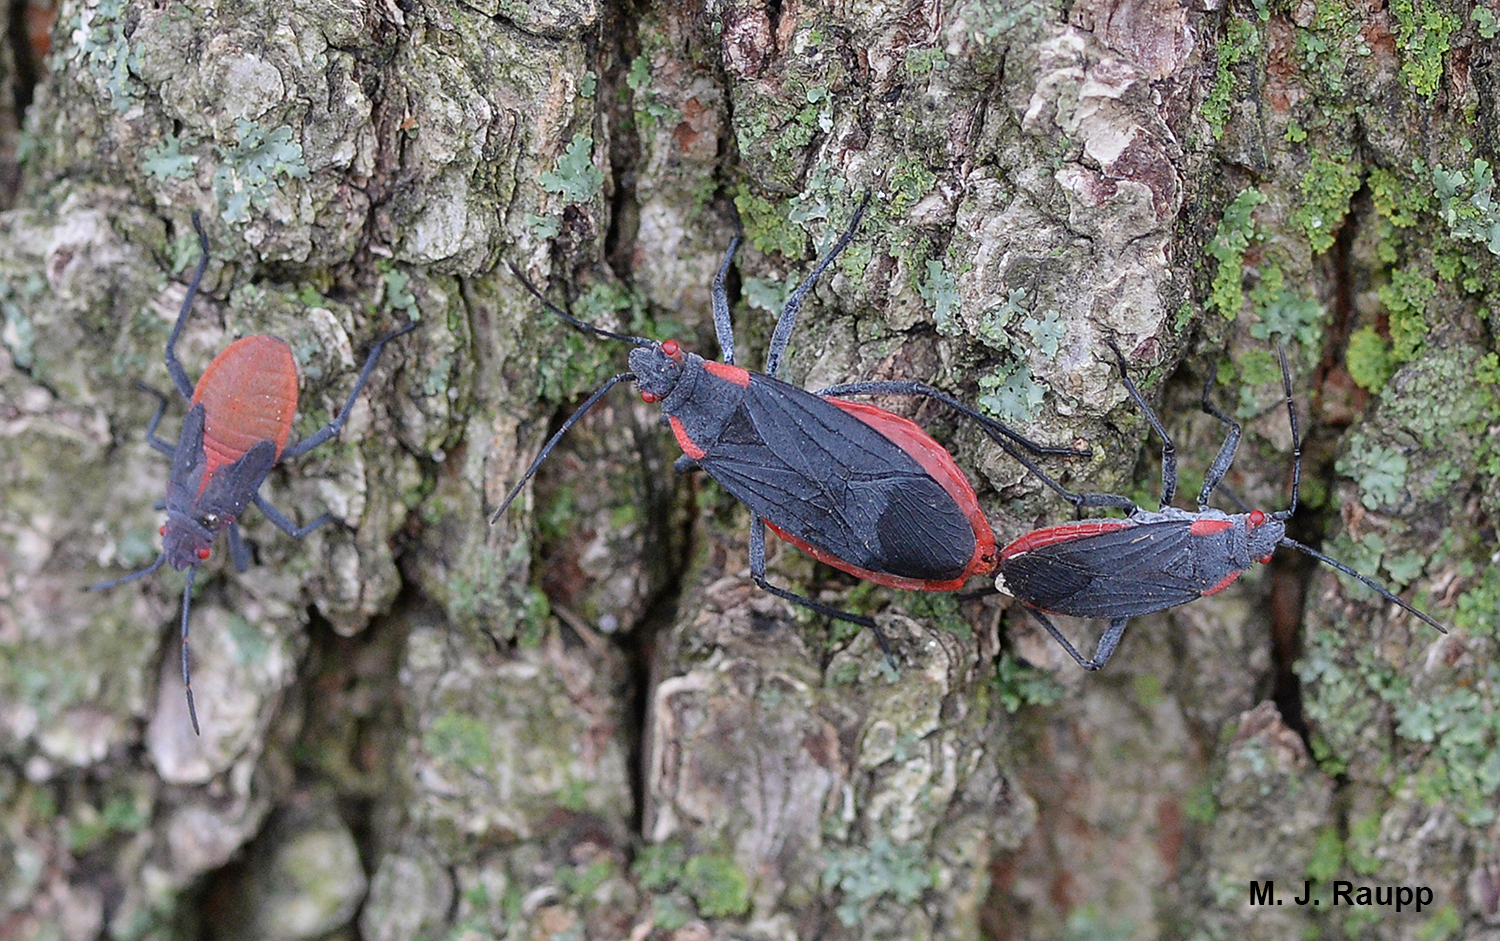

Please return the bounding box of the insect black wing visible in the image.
[166,404,209,515]
[198,440,278,525]
[1002,520,1207,619]
[696,376,975,581]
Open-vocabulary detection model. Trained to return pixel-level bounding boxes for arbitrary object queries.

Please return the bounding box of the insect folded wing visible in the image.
[166,405,209,513]
[199,440,279,525]
[1004,522,1204,618]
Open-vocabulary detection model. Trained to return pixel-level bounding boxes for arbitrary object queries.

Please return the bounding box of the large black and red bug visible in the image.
[993,339,1448,670]
[490,195,1090,653]
[89,214,417,733]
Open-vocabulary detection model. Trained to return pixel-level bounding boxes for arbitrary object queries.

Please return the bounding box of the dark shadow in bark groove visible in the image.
[602,1,641,284]
[619,567,681,838]
[1267,211,1364,745]
[618,400,696,836]
[192,588,419,937]
[2,0,48,206]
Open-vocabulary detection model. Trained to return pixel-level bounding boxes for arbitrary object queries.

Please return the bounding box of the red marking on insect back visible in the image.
[641,391,658,403]
[1202,571,1241,597]
[1248,509,1266,527]
[192,336,299,489]
[668,415,706,460]
[1190,518,1234,536]
[1001,520,1132,560]
[702,360,752,387]
[827,397,997,579]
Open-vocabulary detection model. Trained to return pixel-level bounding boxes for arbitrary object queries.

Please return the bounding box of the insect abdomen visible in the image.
[192,336,299,473]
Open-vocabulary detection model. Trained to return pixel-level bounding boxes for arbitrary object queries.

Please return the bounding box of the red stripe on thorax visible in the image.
[702,360,751,387]
[1190,518,1234,536]
[1202,571,1242,597]
[668,415,706,460]
[1001,520,1131,560]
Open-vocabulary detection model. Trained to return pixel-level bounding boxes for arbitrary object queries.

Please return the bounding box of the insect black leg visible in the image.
[673,455,700,474]
[1091,617,1129,669]
[252,495,338,539]
[281,321,418,460]
[227,523,252,572]
[764,191,871,379]
[812,380,1088,457]
[711,233,741,366]
[814,379,1137,514]
[1271,345,1301,517]
[1105,339,1178,509]
[1261,345,1446,634]
[135,383,178,456]
[748,514,897,667]
[87,553,167,591]
[180,566,201,735]
[1193,358,1243,510]
[1022,607,1128,671]
[164,212,212,400]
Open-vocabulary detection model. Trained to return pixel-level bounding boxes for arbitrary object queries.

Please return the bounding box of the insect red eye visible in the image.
[641,391,658,403]
[661,339,679,356]
[1249,510,1266,527]
[197,547,210,560]
[1260,554,1274,564]
[159,526,166,536]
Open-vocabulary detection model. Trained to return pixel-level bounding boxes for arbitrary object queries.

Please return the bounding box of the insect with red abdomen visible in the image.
[491,194,1091,659]
[90,214,416,733]
[993,340,1448,670]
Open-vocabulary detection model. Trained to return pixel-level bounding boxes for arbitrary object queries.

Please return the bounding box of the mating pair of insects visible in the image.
[96,202,1444,734]
[491,197,1447,666]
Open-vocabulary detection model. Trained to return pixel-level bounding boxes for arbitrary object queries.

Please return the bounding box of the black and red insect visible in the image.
[90,214,417,732]
[491,195,1088,652]
[994,340,1448,669]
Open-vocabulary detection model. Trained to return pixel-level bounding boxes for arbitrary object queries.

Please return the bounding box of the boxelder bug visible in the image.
[90,214,417,733]
[491,195,1089,655]
[993,339,1448,670]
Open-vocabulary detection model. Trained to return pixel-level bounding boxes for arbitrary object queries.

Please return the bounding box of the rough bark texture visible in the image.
[0,0,1496,939]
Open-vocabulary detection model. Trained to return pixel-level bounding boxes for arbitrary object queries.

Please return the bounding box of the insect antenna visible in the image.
[488,373,638,524]
[1240,346,1441,633]
[507,262,654,348]
[180,567,201,735]
[1278,536,1447,635]
[87,553,167,591]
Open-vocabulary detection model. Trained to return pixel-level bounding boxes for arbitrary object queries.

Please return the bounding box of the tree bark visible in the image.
[1,0,1495,939]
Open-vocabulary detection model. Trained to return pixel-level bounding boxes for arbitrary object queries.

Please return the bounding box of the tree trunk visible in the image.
[1,0,1495,939]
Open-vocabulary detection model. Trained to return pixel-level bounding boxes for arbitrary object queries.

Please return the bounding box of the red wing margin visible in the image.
[1001,519,1207,618]
[696,375,976,582]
